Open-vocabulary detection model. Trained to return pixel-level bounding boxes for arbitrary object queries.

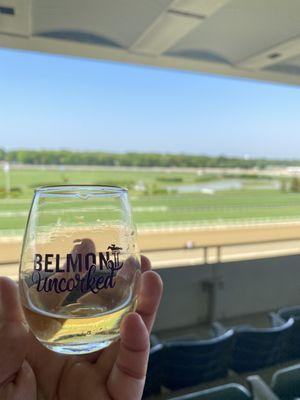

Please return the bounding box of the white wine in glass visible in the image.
[19,185,141,355]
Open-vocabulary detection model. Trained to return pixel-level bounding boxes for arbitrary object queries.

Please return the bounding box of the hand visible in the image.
[0,256,163,400]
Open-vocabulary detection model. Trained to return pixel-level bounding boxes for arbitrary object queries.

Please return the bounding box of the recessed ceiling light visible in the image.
[0,6,14,15]
[0,0,30,36]
[237,36,300,69]
[268,53,281,59]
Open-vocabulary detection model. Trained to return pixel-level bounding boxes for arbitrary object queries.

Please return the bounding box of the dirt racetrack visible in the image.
[1,221,300,269]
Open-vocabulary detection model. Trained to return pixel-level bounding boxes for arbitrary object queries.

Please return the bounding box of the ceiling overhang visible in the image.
[1,0,300,86]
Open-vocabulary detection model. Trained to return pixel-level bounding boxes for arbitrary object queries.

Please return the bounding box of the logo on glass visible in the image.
[32,243,124,294]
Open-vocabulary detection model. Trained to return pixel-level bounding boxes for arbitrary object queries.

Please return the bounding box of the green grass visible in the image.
[0,167,299,235]
[0,168,200,196]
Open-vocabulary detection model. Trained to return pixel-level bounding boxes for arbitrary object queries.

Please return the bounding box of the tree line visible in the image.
[0,149,299,169]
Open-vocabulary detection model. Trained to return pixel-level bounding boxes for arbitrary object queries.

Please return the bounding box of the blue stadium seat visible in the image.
[278,305,300,360]
[162,329,235,390]
[169,383,252,400]
[271,363,300,400]
[230,318,294,373]
[142,336,164,398]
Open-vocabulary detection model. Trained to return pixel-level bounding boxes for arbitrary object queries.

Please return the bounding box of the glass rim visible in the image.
[35,184,128,194]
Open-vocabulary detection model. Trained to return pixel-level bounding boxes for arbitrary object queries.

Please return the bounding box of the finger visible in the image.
[95,257,158,375]
[0,278,28,385]
[98,269,163,376]
[141,255,151,273]
[78,255,141,308]
[80,255,151,308]
[0,277,25,323]
[0,360,36,400]
[58,360,107,400]
[107,313,149,400]
[136,271,163,332]
[95,340,120,380]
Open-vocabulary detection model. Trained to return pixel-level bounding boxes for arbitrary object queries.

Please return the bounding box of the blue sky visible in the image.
[1,48,300,159]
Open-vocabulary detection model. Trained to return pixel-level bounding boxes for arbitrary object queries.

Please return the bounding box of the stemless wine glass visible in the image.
[19,185,141,355]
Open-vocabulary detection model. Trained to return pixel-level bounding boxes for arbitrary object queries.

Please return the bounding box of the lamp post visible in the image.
[3,162,10,196]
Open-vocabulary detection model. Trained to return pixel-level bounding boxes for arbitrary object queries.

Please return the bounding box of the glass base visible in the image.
[42,338,116,355]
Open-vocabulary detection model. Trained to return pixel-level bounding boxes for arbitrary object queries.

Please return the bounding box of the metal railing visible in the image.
[144,236,300,264]
[1,236,300,266]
